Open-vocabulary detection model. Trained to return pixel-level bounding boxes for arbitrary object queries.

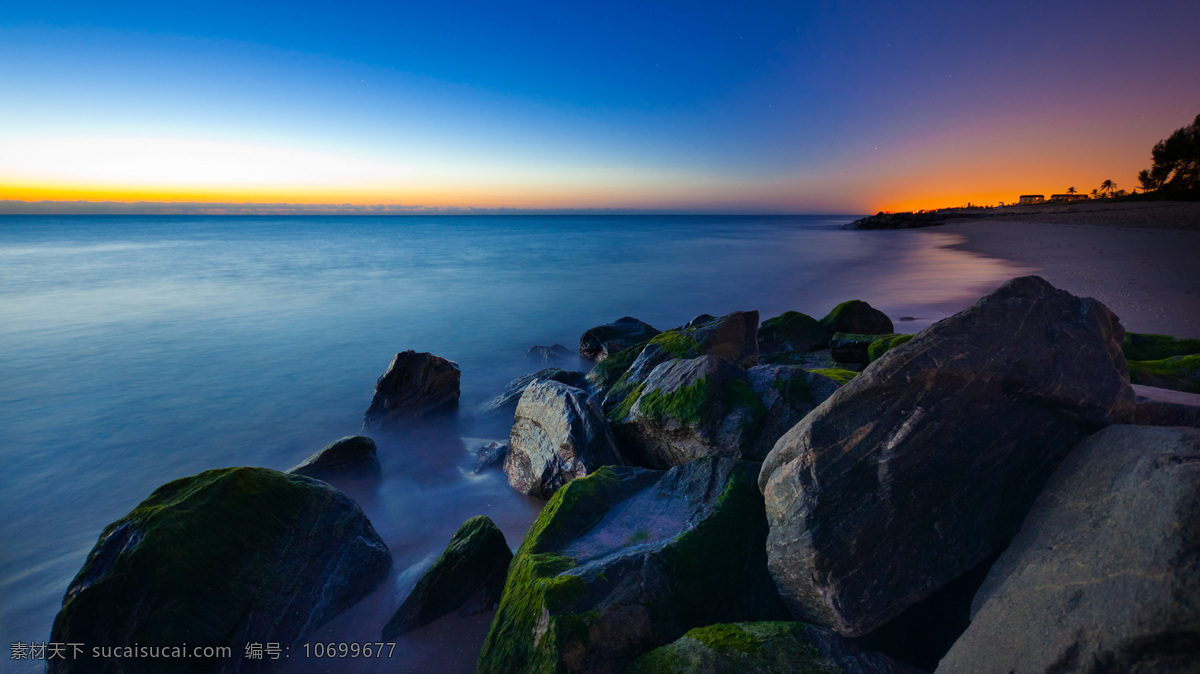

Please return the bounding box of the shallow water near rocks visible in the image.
[0,214,1024,672]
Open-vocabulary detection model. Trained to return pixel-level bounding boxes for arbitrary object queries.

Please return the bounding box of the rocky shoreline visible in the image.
[49,276,1200,673]
[847,199,1200,231]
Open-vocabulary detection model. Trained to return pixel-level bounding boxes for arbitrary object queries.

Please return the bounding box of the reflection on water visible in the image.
[0,215,1025,673]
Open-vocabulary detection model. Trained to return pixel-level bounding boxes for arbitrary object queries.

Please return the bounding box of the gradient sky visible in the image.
[2,0,1198,213]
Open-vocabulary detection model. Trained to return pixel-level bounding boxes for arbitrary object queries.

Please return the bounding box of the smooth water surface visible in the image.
[0,215,1023,672]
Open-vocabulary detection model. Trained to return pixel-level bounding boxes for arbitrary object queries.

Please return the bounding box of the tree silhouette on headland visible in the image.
[1066,186,1077,195]
[1141,113,1199,192]
[1099,179,1115,197]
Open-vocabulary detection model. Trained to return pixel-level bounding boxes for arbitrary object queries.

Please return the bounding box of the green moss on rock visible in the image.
[868,333,915,362]
[639,377,713,426]
[626,622,839,674]
[1127,354,1200,393]
[805,368,858,386]
[759,311,831,353]
[1123,332,1200,361]
[588,342,650,391]
[649,329,702,358]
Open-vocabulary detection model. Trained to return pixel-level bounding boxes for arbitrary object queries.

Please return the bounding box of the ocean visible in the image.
[0,214,1023,672]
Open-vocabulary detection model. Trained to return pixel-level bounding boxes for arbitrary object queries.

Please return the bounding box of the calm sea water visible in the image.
[0,215,1023,672]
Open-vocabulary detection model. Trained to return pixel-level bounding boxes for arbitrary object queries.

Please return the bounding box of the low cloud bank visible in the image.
[0,200,660,216]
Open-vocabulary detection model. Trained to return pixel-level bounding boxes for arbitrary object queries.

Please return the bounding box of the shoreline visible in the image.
[923,203,1200,339]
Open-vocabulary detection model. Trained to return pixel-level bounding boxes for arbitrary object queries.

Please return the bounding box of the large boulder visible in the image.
[363,351,460,430]
[579,316,660,362]
[49,468,391,674]
[288,435,381,481]
[506,380,623,499]
[820,300,893,335]
[758,311,832,355]
[382,515,513,639]
[937,425,1200,673]
[477,458,788,674]
[477,368,590,418]
[628,622,923,674]
[759,276,1135,637]
[745,365,844,461]
[527,343,575,367]
[610,355,765,469]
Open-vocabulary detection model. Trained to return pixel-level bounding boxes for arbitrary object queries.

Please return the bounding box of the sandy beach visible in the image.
[936,201,1200,339]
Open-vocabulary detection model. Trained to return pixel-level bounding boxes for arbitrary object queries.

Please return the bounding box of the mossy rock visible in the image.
[820,300,894,336]
[587,342,651,394]
[288,435,381,481]
[50,467,391,674]
[626,622,838,673]
[805,368,859,386]
[580,317,661,362]
[477,459,787,673]
[1128,355,1200,393]
[760,350,838,369]
[868,334,915,362]
[383,515,512,639]
[759,311,832,354]
[1122,332,1200,361]
[829,332,893,365]
[479,368,591,417]
[746,366,846,461]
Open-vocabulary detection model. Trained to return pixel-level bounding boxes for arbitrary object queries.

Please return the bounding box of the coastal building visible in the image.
[1018,194,1045,204]
[1049,194,1089,202]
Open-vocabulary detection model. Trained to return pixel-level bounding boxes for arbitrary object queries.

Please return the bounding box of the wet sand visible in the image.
[936,202,1200,339]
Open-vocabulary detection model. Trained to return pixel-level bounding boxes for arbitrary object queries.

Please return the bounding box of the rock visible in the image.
[505,380,623,499]
[1122,331,1200,361]
[758,311,832,354]
[586,342,648,396]
[759,276,1135,637]
[473,441,509,473]
[628,621,924,674]
[936,425,1200,673]
[288,435,381,481]
[363,351,460,430]
[745,366,844,461]
[610,355,766,469]
[1128,354,1200,393]
[49,468,391,674]
[477,458,788,674]
[579,317,660,362]
[527,343,575,367]
[829,332,892,365]
[382,516,513,639]
[867,334,914,362]
[820,300,894,336]
[477,368,590,418]
[759,350,839,369]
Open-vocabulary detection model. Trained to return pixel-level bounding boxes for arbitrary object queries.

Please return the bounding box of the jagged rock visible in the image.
[628,622,923,674]
[829,332,892,365]
[382,516,513,639]
[745,365,844,461]
[363,351,460,430]
[477,368,590,418]
[937,425,1200,673]
[473,441,509,473]
[820,300,894,336]
[759,350,839,369]
[579,317,660,362]
[867,334,914,362]
[759,311,832,355]
[49,468,391,674]
[1127,354,1200,393]
[288,435,381,481]
[527,344,574,367]
[1122,331,1200,361]
[759,276,1135,637]
[505,380,622,499]
[610,356,765,469]
[477,458,788,674]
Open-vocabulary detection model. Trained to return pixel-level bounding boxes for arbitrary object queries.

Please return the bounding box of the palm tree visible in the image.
[1066,186,1077,195]
[1100,179,1115,197]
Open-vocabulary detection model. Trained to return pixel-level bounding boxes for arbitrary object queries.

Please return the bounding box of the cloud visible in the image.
[0,199,670,216]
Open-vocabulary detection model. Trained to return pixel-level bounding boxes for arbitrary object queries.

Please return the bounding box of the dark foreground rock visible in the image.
[382,516,512,639]
[579,317,660,362]
[288,435,381,481]
[937,425,1200,673]
[628,622,923,674]
[49,467,391,674]
[477,458,788,674]
[820,300,894,336]
[363,351,460,430]
[610,355,765,469]
[477,368,590,418]
[758,310,832,355]
[759,276,1135,637]
[506,380,622,498]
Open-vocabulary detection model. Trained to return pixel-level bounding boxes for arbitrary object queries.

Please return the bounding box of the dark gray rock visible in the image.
[382,516,512,639]
[505,380,623,498]
[746,365,844,461]
[579,316,660,362]
[759,310,833,355]
[472,441,509,473]
[678,310,760,368]
[288,435,381,481]
[628,621,924,674]
[477,458,789,674]
[829,332,893,365]
[363,351,460,430]
[759,276,1136,637]
[820,300,894,336]
[49,468,391,674]
[610,355,765,469]
[937,425,1200,673]
[477,368,590,418]
[527,343,574,367]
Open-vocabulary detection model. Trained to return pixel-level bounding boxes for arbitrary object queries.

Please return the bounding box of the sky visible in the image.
[1,0,1198,214]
